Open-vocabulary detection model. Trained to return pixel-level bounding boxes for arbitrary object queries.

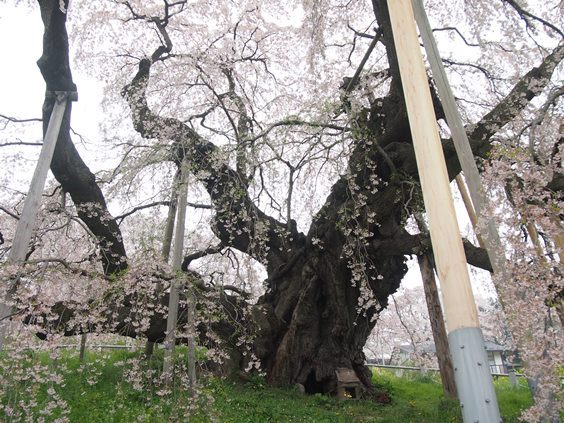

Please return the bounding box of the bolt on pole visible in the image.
[386,1,501,421]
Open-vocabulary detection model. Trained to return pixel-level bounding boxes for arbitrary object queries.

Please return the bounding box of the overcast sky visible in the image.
[0,4,106,172]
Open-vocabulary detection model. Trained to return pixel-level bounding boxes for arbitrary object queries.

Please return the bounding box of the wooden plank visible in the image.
[144,168,180,357]
[414,213,457,398]
[418,254,457,398]
[411,0,508,281]
[9,96,67,262]
[388,3,502,421]
[162,161,189,383]
[186,286,196,390]
[455,175,485,248]
[387,0,478,331]
[0,95,68,349]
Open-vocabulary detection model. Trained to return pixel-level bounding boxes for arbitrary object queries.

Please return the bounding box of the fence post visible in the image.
[79,333,87,362]
[508,366,517,388]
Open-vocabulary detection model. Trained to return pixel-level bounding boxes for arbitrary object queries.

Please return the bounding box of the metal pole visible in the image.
[386,1,501,421]
[0,93,69,349]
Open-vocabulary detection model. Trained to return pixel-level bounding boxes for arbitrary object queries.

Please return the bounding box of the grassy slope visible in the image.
[0,350,532,422]
[211,370,532,423]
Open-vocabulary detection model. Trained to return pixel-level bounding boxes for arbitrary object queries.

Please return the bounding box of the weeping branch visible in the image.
[466,41,564,157]
[120,27,302,272]
[502,0,564,38]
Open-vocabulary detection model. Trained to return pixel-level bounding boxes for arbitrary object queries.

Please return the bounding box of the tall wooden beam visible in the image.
[0,92,72,349]
[455,175,485,249]
[411,0,508,283]
[144,168,181,358]
[9,94,68,262]
[163,162,189,383]
[162,161,196,389]
[415,214,457,399]
[418,253,458,399]
[386,1,501,421]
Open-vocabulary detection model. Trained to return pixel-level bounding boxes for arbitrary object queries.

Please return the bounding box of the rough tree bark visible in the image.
[27,0,563,396]
[37,0,127,276]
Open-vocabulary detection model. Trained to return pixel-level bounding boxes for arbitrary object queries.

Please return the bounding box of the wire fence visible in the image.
[367,363,527,388]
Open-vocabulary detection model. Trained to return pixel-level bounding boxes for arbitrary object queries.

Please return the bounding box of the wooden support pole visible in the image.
[387,0,477,331]
[79,333,88,363]
[162,161,196,389]
[418,253,458,399]
[415,0,564,329]
[387,1,501,421]
[415,214,457,399]
[162,162,189,384]
[455,175,485,249]
[411,0,508,283]
[186,286,196,391]
[0,93,70,349]
[9,95,68,263]
[525,222,547,264]
[144,168,181,358]
[161,167,181,262]
[548,215,564,261]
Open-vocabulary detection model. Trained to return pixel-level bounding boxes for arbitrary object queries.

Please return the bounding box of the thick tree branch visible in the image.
[121,56,302,271]
[466,41,564,158]
[37,0,127,275]
[502,0,564,38]
[181,243,224,271]
[0,206,20,220]
[344,28,383,93]
[219,67,253,182]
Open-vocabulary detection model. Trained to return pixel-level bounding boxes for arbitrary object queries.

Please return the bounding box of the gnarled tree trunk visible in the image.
[24,0,563,398]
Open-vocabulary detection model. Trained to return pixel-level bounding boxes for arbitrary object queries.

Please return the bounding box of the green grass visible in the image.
[369,369,533,423]
[0,350,533,422]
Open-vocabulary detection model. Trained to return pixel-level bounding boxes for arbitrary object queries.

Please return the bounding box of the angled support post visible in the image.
[386,1,501,421]
[411,0,508,282]
[0,90,77,349]
[163,159,196,389]
[9,92,72,262]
